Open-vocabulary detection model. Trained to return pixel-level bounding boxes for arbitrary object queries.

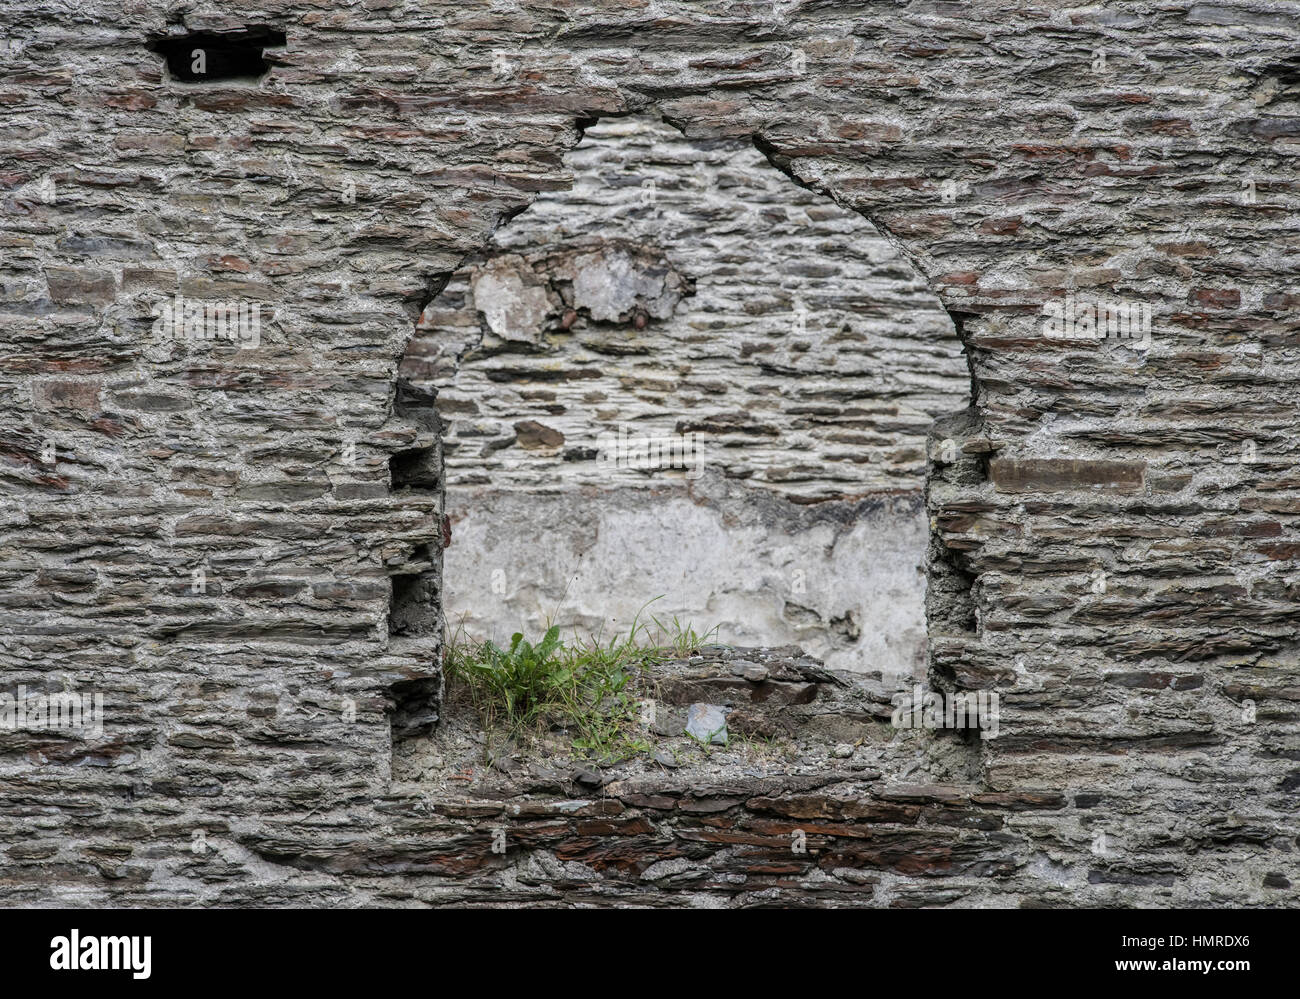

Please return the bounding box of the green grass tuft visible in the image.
[445,599,722,764]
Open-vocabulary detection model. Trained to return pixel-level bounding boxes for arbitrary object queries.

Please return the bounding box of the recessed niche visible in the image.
[146,27,286,82]
[390,446,440,491]
[399,116,971,683]
[389,571,440,639]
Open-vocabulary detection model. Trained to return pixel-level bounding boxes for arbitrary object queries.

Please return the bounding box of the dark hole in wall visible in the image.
[389,571,440,638]
[146,26,286,81]
[390,677,441,740]
[390,447,440,490]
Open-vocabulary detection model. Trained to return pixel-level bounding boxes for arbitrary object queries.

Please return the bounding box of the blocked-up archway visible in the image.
[7,0,1291,910]
[399,116,969,679]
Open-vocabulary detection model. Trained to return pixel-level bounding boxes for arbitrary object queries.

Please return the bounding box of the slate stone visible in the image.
[685,703,728,745]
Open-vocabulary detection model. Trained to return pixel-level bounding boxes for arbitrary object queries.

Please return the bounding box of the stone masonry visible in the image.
[0,1,1297,906]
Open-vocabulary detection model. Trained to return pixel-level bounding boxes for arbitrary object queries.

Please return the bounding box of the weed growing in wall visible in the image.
[446,605,719,764]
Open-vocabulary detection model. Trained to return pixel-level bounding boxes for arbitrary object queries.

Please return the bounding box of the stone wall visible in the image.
[1,1,1298,907]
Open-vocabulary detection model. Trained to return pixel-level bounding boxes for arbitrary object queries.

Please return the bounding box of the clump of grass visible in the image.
[446,599,720,764]
[446,625,566,733]
[650,613,721,658]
